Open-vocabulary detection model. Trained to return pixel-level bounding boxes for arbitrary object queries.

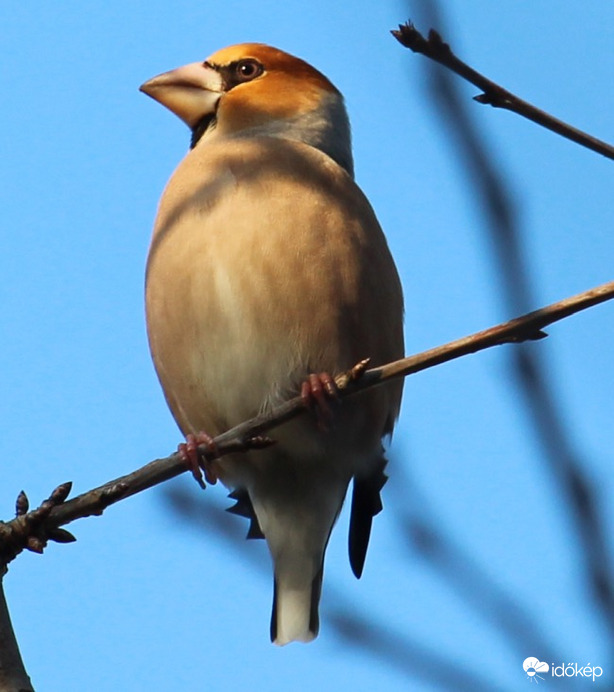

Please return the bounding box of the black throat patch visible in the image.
[190,112,216,149]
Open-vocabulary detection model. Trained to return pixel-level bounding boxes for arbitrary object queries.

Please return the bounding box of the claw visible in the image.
[178,432,219,488]
[301,372,339,429]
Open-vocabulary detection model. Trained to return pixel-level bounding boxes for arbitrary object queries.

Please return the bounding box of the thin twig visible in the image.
[369,280,614,382]
[0,280,612,562]
[392,21,614,160]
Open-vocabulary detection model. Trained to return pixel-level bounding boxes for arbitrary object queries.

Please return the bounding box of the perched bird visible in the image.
[141,43,404,645]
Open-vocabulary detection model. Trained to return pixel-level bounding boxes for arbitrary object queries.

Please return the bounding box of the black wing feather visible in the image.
[348,456,388,578]
[226,488,265,540]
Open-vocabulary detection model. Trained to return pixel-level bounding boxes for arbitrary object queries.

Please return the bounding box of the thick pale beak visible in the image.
[140,61,223,127]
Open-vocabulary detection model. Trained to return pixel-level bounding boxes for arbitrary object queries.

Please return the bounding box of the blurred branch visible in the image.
[0,280,613,569]
[405,0,614,664]
[329,607,513,692]
[392,21,614,160]
[164,485,513,692]
[388,459,557,666]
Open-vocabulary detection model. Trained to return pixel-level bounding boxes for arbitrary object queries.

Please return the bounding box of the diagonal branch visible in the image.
[391,21,614,160]
[0,279,612,563]
[0,281,612,690]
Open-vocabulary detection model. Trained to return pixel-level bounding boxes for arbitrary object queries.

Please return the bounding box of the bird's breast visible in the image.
[145,136,403,449]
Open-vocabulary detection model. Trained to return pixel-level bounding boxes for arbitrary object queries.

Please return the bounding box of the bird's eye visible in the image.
[234,59,263,83]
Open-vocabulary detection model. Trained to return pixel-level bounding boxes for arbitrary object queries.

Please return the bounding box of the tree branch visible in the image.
[0,280,611,690]
[0,576,33,692]
[0,279,612,563]
[391,21,614,160]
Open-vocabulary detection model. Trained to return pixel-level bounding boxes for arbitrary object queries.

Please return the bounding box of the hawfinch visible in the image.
[141,44,404,645]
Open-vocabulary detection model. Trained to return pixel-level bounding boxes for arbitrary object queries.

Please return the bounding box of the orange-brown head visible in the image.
[140,43,353,175]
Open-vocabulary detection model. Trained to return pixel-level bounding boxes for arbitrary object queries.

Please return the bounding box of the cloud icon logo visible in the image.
[523,657,549,682]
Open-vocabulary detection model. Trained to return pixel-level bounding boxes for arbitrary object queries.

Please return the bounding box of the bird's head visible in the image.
[140,43,353,176]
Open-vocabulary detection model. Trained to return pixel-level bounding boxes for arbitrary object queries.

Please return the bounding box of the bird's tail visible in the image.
[270,562,323,645]
[259,496,340,646]
[247,456,348,646]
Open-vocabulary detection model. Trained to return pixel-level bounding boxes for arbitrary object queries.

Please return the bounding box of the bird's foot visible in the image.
[301,372,339,429]
[178,432,219,489]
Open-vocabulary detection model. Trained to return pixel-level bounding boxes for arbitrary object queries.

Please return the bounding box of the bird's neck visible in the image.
[195,92,354,178]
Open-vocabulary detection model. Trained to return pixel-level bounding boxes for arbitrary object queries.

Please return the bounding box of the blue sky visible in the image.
[2,2,613,690]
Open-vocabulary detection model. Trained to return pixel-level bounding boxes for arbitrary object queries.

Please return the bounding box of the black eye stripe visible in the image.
[218,59,265,90]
